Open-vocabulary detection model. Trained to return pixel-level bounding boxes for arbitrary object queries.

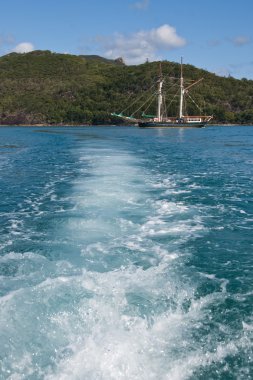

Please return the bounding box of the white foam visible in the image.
[0,239,13,250]
[1,142,216,380]
[165,189,191,195]
[242,321,253,331]
[155,200,189,215]
[0,251,47,263]
[140,218,204,239]
[42,267,190,379]
[200,272,216,280]
[40,260,236,380]
[0,289,22,304]
[166,341,238,380]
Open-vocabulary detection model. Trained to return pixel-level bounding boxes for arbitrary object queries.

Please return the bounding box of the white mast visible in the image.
[157,63,163,122]
[179,57,184,119]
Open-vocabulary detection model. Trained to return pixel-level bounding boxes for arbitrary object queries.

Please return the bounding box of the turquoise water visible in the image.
[0,126,253,379]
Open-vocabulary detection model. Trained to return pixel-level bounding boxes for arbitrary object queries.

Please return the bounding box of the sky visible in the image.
[0,0,253,79]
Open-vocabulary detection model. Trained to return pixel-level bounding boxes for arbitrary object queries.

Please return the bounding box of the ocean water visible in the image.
[0,125,253,380]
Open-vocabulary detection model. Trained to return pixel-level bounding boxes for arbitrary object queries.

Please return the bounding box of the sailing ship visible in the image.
[112,59,213,128]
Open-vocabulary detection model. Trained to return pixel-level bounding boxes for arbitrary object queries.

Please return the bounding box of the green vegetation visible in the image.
[0,50,252,125]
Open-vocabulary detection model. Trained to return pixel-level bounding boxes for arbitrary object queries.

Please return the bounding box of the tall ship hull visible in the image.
[138,116,210,128]
[139,122,205,128]
[112,58,213,128]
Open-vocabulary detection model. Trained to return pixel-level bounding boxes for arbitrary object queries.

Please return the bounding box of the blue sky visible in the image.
[0,0,253,79]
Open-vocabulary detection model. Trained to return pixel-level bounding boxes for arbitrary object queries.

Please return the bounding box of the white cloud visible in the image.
[131,0,149,10]
[13,42,34,53]
[232,36,251,46]
[98,24,186,64]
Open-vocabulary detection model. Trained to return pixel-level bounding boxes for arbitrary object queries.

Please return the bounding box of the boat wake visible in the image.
[1,133,252,379]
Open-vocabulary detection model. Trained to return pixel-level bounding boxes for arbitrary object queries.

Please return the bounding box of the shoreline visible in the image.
[0,123,253,127]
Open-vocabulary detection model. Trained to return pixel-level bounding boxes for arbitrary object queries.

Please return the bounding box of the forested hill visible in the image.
[0,50,253,125]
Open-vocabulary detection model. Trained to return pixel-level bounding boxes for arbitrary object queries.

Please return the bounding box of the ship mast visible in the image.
[179,57,184,119]
[157,63,163,122]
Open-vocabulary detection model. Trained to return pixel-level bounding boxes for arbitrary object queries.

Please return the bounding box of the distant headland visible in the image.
[0,50,252,126]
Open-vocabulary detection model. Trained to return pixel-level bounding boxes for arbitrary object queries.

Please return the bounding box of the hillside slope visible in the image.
[0,50,252,125]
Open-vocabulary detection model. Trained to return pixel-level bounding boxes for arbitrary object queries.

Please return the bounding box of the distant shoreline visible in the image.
[0,123,253,127]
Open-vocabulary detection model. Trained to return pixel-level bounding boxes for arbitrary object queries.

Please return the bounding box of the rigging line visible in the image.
[183,96,187,116]
[143,94,157,114]
[120,92,147,115]
[131,91,157,117]
[164,88,181,110]
[163,75,178,87]
[123,91,135,104]
[162,82,180,100]
[186,92,203,113]
[163,82,179,91]
[120,81,157,115]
